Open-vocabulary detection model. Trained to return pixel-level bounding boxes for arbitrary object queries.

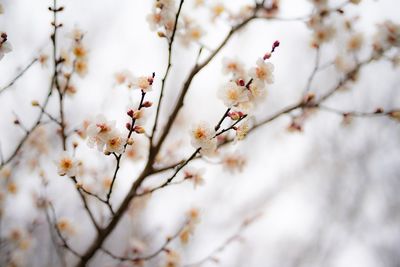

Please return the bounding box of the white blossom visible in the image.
[373,20,400,51]
[130,76,153,92]
[147,0,177,37]
[56,152,79,177]
[222,57,246,78]
[87,115,117,151]
[105,131,125,154]
[249,58,275,85]
[218,81,249,108]
[190,122,217,156]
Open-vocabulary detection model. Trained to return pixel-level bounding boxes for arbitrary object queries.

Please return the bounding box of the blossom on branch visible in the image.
[56,152,79,177]
[190,121,217,156]
[87,115,117,152]
[218,81,249,108]
[249,58,275,85]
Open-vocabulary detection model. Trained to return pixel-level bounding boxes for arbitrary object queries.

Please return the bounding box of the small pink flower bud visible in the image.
[273,40,280,48]
[126,122,132,131]
[127,138,134,145]
[229,112,240,120]
[31,100,40,107]
[263,52,271,60]
[133,126,145,134]
[127,109,134,118]
[237,79,245,86]
[142,101,153,108]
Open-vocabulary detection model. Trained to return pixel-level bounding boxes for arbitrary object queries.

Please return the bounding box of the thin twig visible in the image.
[150,0,185,146]
[184,214,262,267]
[101,220,188,263]
[48,202,82,258]
[136,148,200,196]
[0,58,38,96]
[104,90,147,215]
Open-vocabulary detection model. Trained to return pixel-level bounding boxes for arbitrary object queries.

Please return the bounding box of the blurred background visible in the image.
[0,0,400,266]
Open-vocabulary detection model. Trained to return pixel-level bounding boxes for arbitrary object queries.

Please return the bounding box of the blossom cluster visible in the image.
[190,43,278,155]
[178,16,204,47]
[147,0,177,38]
[115,70,155,92]
[86,115,127,155]
[219,52,275,112]
[373,20,400,53]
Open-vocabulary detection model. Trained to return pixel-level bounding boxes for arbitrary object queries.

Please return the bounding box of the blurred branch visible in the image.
[48,202,82,258]
[70,176,101,232]
[101,220,188,263]
[104,90,147,215]
[317,105,399,118]
[0,77,55,169]
[303,47,321,94]
[150,0,185,146]
[0,58,38,96]
[150,7,261,160]
[136,148,200,196]
[184,213,262,267]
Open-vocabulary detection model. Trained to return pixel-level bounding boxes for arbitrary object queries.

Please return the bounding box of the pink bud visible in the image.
[126,123,132,130]
[263,52,271,60]
[229,112,240,120]
[127,109,134,118]
[142,101,153,108]
[273,40,280,48]
[133,126,145,134]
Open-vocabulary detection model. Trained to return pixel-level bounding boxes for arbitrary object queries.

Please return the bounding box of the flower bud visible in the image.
[142,101,153,108]
[229,112,240,120]
[127,138,134,145]
[127,109,134,118]
[31,100,40,107]
[157,31,166,38]
[263,52,271,60]
[133,126,145,134]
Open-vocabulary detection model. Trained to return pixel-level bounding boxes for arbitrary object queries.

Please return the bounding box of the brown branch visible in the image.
[317,105,398,118]
[0,58,39,96]
[0,2,67,168]
[303,46,320,94]
[215,114,248,137]
[74,6,308,267]
[136,148,200,197]
[150,10,261,160]
[101,220,188,263]
[150,0,185,145]
[50,0,68,151]
[70,177,101,232]
[183,214,262,267]
[105,90,147,215]
[48,202,82,258]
